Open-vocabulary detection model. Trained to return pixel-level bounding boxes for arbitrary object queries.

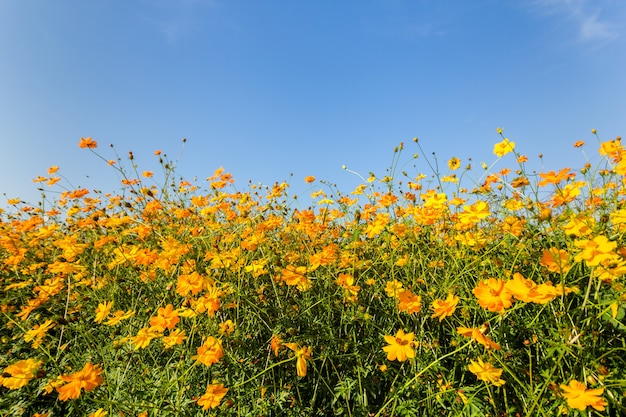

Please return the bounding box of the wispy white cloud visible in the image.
[529,0,621,43]
[139,0,218,45]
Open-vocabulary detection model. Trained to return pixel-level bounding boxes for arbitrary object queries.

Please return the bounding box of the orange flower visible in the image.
[78,137,98,149]
[397,289,421,314]
[382,329,416,362]
[149,304,180,331]
[304,175,316,183]
[430,293,459,321]
[197,383,229,410]
[56,363,104,401]
[193,336,224,366]
[560,380,607,411]
[280,265,311,291]
[473,278,513,313]
[270,335,282,356]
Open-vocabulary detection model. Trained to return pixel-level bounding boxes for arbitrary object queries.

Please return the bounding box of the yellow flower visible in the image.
[88,408,108,417]
[384,279,404,298]
[456,326,500,350]
[162,329,187,349]
[468,357,505,386]
[382,329,416,362]
[493,138,515,157]
[56,362,104,401]
[574,235,617,267]
[284,343,313,377]
[104,310,135,326]
[131,327,162,349]
[0,358,42,389]
[23,319,55,348]
[197,383,229,410]
[94,301,113,324]
[218,319,235,336]
[430,293,459,321]
[560,380,607,411]
[448,157,461,170]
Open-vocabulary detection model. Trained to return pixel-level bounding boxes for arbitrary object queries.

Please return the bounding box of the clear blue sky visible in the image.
[1,0,625,209]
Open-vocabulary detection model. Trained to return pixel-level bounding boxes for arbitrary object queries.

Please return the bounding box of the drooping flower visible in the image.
[468,357,505,386]
[383,329,416,362]
[56,362,104,401]
[197,383,229,410]
[284,342,313,377]
[457,326,500,350]
[560,379,607,411]
[430,293,459,321]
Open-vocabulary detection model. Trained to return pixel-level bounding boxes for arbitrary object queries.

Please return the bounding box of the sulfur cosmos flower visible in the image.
[193,336,224,366]
[56,362,104,401]
[0,358,43,390]
[448,157,461,170]
[149,304,180,331]
[78,137,98,149]
[560,380,607,411]
[94,301,113,324]
[284,343,313,377]
[493,138,515,157]
[383,329,416,362]
[468,357,505,386]
[473,278,513,313]
[430,293,459,321]
[197,383,229,410]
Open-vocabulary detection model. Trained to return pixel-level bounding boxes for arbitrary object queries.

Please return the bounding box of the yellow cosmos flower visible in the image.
[430,293,459,321]
[493,138,515,157]
[560,380,607,411]
[383,329,416,362]
[468,357,505,386]
[0,358,42,390]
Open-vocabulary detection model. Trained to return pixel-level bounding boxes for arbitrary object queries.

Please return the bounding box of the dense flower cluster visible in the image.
[1,130,624,415]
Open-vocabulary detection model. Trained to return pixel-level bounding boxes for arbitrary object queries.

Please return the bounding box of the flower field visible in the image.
[1,130,625,416]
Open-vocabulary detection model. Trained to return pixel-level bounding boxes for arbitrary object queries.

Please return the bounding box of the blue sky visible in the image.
[1,0,625,209]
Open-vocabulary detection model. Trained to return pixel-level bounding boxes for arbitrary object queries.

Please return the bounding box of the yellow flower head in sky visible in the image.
[493,138,515,157]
